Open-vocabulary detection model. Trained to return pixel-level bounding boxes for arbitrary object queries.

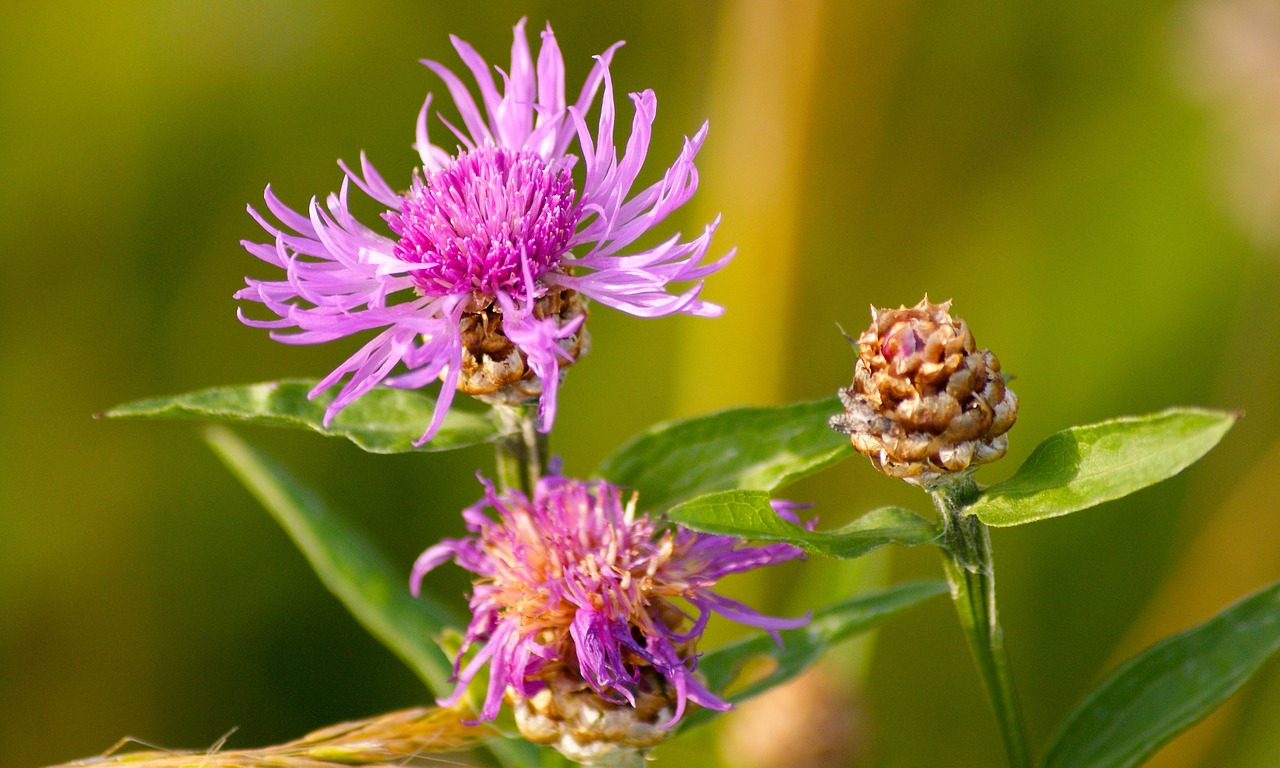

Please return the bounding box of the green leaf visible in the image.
[1042,579,1280,768]
[681,580,949,731]
[598,397,853,513]
[204,426,460,694]
[667,490,940,558]
[969,408,1238,527]
[103,380,502,454]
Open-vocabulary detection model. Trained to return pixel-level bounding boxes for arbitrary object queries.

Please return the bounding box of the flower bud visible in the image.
[829,297,1017,487]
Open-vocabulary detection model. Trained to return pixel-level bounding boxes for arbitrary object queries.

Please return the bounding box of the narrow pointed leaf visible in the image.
[969,408,1238,527]
[1042,579,1280,768]
[667,490,940,558]
[680,580,949,730]
[598,397,854,513]
[103,380,502,453]
[204,426,459,694]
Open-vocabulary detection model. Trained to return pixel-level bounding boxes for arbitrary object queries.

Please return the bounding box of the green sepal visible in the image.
[104,379,502,454]
[1042,579,1280,768]
[598,397,854,514]
[666,490,940,558]
[969,408,1238,527]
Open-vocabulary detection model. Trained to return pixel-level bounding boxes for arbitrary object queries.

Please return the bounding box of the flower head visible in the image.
[829,297,1018,487]
[238,20,731,444]
[410,474,806,758]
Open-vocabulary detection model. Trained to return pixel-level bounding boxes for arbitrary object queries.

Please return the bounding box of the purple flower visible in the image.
[238,20,731,444]
[410,475,808,725]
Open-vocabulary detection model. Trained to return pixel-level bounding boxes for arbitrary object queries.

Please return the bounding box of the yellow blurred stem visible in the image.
[673,0,828,413]
[673,1,921,414]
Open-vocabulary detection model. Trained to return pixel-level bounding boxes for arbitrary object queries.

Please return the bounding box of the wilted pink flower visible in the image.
[410,474,807,727]
[238,20,730,444]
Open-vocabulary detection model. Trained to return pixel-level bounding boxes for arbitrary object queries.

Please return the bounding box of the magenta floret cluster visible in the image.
[388,145,580,299]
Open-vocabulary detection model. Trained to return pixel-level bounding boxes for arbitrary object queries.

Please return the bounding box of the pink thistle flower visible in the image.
[237,20,732,444]
[410,474,808,732]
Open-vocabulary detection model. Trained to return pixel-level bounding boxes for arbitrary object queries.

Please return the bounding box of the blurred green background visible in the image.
[3,1,1279,766]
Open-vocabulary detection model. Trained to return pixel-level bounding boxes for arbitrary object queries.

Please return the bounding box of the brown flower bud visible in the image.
[829,297,1017,487]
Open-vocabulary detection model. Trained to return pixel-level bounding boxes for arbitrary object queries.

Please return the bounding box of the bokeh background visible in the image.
[3,1,1280,766]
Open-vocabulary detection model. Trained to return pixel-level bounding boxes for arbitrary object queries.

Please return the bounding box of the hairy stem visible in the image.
[933,474,1031,768]
[494,404,548,496]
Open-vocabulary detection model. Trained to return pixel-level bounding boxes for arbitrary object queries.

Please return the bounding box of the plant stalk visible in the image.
[494,404,548,496]
[933,474,1031,768]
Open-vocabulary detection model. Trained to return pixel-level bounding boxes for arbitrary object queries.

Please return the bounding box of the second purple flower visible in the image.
[411,473,808,762]
[238,20,732,444]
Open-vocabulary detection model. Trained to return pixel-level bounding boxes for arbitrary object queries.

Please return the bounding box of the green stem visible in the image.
[933,474,1031,768]
[493,404,548,496]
